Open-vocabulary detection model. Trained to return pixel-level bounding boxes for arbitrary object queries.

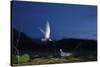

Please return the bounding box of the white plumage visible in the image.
[39,21,52,42]
[60,49,72,57]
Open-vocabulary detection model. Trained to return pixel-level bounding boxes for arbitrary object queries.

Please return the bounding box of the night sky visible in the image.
[12,1,97,40]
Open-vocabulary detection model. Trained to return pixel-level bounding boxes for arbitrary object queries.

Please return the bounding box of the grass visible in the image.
[12,50,97,66]
[30,56,81,64]
[13,56,83,66]
[17,54,30,64]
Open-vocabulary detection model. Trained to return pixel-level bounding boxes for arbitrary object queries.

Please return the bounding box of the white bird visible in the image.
[39,20,52,42]
[60,49,72,57]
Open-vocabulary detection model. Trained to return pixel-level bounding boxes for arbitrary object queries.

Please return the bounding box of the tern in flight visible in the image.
[39,21,52,42]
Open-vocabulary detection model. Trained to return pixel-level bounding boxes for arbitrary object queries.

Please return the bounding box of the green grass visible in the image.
[13,56,83,66]
[17,54,30,64]
[12,52,97,66]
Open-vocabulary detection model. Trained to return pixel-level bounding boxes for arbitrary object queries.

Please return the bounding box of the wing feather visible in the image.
[39,28,45,35]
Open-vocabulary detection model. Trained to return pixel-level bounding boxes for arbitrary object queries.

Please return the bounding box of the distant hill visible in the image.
[11,28,97,56]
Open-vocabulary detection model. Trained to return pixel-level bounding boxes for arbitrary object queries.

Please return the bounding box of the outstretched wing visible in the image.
[39,28,45,35]
[45,21,50,38]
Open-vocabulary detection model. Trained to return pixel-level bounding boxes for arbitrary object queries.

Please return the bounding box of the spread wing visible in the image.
[39,28,45,35]
[45,21,50,38]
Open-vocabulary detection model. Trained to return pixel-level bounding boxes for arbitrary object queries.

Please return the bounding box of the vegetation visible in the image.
[13,54,96,66]
[17,54,30,64]
[13,56,80,66]
[11,28,97,66]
